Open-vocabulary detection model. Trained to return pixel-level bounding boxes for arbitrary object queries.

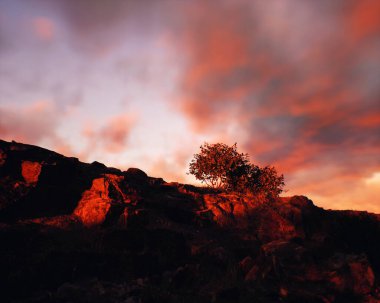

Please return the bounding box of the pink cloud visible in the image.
[0,100,60,144]
[99,115,135,153]
[32,17,54,41]
[81,114,136,160]
[0,100,79,157]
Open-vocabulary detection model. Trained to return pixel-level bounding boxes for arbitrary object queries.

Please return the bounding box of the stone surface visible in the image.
[21,161,41,184]
[73,175,126,226]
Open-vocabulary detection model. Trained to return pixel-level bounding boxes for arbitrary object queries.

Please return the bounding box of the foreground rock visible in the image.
[0,139,379,303]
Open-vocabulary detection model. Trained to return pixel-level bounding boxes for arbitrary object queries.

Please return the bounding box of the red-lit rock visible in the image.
[21,161,41,184]
[73,174,127,226]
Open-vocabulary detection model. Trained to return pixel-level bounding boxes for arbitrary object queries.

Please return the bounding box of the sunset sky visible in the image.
[1,0,379,212]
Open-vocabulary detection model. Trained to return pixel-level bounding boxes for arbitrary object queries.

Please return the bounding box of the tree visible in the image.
[188,142,250,190]
[243,164,285,197]
[188,142,285,197]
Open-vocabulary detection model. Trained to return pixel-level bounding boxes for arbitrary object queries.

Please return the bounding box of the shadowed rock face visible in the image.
[0,139,379,303]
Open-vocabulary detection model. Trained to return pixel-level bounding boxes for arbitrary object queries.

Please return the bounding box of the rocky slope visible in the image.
[1,139,379,303]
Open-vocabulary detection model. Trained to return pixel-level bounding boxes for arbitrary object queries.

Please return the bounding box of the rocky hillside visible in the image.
[1,139,380,303]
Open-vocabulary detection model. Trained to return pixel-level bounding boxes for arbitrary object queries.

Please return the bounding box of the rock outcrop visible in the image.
[21,161,42,184]
[0,139,379,303]
[73,174,129,227]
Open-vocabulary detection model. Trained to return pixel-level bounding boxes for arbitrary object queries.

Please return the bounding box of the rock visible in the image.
[21,161,42,184]
[209,246,229,264]
[239,256,254,275]
[279,286,288,298]
[73,174,127,226]
[327,254,375,295]
[125,167,148,180]
[56,283,83,300]
[245,264,260,281]
[349,258,375,295]
[91,160,107,169]
[0,149,6,166]
[171,265,197,289]
[215,287,240,302]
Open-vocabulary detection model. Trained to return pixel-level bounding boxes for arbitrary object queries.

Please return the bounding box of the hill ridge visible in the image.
[1,139,379,302]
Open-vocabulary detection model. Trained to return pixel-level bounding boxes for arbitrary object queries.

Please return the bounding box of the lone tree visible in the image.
[188,142,285,197]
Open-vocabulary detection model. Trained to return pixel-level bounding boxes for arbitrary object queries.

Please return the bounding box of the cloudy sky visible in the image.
[1,0,379,212]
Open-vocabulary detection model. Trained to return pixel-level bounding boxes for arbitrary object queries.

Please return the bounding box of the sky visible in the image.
[0,0,379,213]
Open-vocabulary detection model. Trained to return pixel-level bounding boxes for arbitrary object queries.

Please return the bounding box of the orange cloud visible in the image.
[352,113,380,128]
[348,0,380,42]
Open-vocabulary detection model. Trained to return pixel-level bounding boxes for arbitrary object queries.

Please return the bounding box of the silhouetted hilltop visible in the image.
[1,139,379,302]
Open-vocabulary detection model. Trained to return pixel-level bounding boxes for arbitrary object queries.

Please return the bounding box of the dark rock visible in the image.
[125,167,148,180]
[239,256,254,275]
[216,287,240,302]
[91,160,107,169]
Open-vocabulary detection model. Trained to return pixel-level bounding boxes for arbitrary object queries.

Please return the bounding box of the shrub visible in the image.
[188,142,285,197]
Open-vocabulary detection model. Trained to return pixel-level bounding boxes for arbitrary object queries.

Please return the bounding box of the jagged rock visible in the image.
[73,174,128,226]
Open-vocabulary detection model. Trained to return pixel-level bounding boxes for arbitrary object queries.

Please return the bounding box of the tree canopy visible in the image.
[188,142,285,197]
